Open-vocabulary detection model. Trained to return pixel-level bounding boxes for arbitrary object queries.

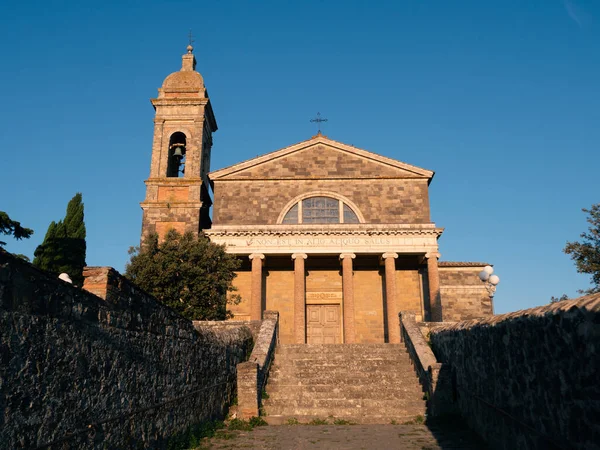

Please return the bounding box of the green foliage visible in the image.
[32,193,87,285]
[286,417,300,425]
[550,294,570,303]
[227,418,253,431]
[125,230,241,320]
[261,390,269,400]
[248,416,268,427]
[166,420,224,450]
[403,414,426,425]
[333,418,355,425]
[564,203,600,294]
[0,211,33,247]
[308,418,329,425]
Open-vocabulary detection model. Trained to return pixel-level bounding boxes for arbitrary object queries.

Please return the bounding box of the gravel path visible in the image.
[196,421,487,449]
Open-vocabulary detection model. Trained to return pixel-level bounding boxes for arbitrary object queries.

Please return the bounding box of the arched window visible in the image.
[281,196,360,224]
[167,132,187,178]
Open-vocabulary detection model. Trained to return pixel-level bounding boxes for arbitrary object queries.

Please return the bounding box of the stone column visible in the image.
[382,252,400,343]
[249,253,265,321]
[340,253,356,344]
[426,252,442,322]
[292,253,307,344]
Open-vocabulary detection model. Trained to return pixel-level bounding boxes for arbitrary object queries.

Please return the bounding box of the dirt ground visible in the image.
[196,421,488,449]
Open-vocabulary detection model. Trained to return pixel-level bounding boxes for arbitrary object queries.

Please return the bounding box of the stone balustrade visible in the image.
[237,310,279,418]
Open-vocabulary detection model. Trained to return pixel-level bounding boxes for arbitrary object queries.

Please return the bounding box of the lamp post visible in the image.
[478,265,500,298]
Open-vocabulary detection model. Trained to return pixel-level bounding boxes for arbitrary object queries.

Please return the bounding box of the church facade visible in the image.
[140,47,493,344]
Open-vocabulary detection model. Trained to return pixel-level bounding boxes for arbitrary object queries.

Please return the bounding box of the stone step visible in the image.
[263,414,425,425]
[268,369,418,381]
[276,344,405,354]
[263,396,425,409]
[273,355,413,364]
[264,384,424,398]
[263,343,425,422]
[263,405,426,418]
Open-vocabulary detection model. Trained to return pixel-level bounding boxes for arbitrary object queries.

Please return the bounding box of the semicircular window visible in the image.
[281,196,360,224]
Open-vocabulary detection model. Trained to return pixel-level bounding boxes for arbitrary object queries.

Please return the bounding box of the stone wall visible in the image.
[0,253,253,449]
[430,295,600,450]
[438,264,493,321]
[213,178,430,225]
[237,311,279,419]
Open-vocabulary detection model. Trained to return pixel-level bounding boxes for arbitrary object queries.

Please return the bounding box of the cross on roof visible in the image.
[310,112,328,133]
[188,30,195,47]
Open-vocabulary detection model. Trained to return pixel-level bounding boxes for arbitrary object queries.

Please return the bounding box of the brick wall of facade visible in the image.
[213,178,430,225]
[353,270,385,343]
[228,264,429,344]
[439,267,493,321]
[226,144,423,180]
[396,269,424,321]
[265,270,295,344]
[229,270,252,320]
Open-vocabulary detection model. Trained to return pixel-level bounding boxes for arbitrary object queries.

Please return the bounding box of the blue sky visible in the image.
[0,0,598,314]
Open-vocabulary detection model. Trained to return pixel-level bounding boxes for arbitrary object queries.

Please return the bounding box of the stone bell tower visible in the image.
[140,44,217,241]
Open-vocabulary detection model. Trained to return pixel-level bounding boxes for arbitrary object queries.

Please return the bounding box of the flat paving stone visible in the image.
[196,421,488,449]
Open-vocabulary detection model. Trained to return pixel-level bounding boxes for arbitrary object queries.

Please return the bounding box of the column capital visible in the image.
[249,253,265,261]
[425,251,441,260]
[382,252,398,259]
[291,253,307,260]
[339,253,356,260]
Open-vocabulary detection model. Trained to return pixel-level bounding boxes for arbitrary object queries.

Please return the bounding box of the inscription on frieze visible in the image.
[245,237,394,247]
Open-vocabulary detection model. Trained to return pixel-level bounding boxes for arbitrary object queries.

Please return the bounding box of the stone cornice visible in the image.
[206,224,444,238]
[151,98,209,106]
[140,201,202,209]
[145,177,203,185]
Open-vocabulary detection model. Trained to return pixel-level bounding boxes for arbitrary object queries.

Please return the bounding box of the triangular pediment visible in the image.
[209,135,434,181]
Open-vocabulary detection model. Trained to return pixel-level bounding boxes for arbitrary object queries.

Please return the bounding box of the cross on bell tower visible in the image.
[140,44,218,241]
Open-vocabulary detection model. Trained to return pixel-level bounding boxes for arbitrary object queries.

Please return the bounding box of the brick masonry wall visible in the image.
[439,267,493,321]
[212,178,430,225]
[0,253,252,450]
[229,270,252,320]
[430,294,600,450]
[229,266,426,344]
[353,270,385,343]
[396,269,423,320]
[225,144,423,180]
[265,270,294,344]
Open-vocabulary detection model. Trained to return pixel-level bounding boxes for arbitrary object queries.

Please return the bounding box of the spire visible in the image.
[181,44,196,72]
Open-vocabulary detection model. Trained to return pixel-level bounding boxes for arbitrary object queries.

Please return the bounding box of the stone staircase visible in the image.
[262,344,427,424]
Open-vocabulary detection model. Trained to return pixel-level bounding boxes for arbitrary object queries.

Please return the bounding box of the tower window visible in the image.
[167,132,187,177]
[280,196,361,224]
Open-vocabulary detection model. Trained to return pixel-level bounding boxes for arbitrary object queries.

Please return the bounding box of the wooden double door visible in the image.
[306,304,342,344]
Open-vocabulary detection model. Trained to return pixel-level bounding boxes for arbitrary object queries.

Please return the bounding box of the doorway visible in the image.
[306,304,342,344]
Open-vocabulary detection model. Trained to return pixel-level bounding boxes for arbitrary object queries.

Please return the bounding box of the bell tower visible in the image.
[140,44,217,241]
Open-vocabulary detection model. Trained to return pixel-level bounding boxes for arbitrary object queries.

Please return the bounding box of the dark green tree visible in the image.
[0,211,33,247]
[33,193,87,285]
[125,230,241,320]
[564,203,600,295]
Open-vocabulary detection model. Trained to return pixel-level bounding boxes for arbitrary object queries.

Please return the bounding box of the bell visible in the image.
[173,147,184,158]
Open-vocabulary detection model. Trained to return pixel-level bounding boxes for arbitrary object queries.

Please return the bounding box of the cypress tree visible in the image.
[33,193,87,285]
[63,193,87,285]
